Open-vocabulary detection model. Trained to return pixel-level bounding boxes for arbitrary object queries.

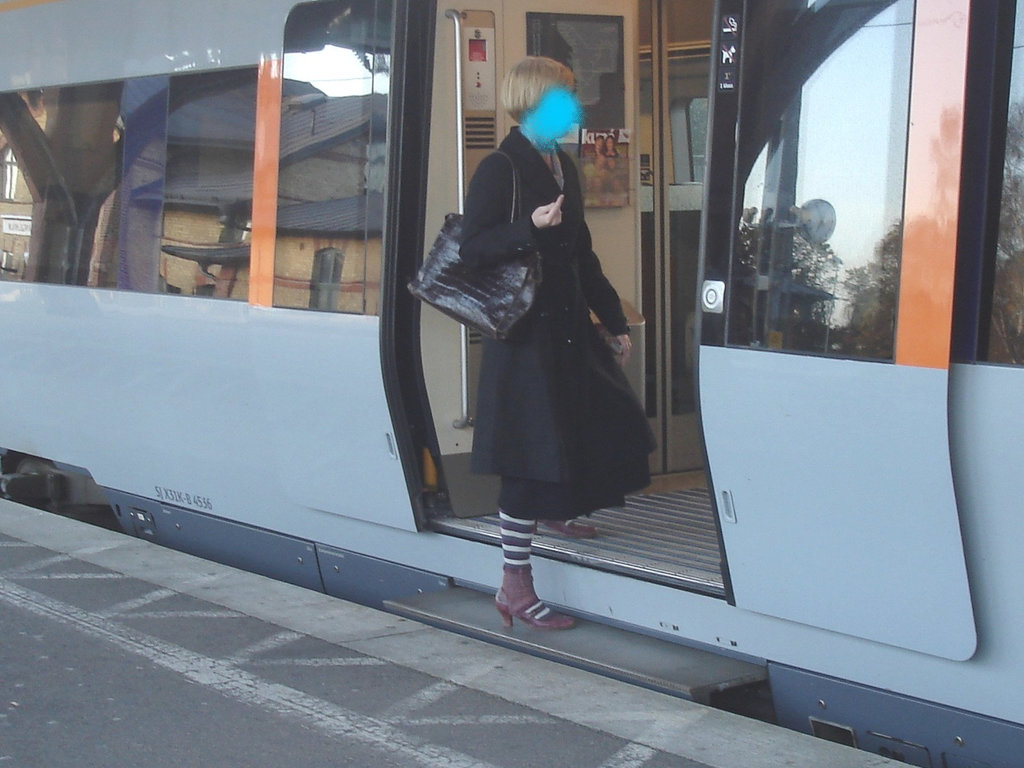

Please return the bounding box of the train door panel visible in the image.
[639,0,714,475]
[421,0,641,517]
[698,0,976,658]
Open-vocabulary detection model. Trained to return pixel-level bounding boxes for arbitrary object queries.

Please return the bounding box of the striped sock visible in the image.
[499,510,535,568]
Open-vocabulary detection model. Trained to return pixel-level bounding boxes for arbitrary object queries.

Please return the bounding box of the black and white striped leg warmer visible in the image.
[499,510,535,568]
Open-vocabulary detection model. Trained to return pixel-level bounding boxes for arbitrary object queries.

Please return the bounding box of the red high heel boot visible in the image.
[495,565,576,630]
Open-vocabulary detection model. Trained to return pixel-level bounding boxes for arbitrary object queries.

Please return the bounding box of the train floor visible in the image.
[0,497,904,768]
[431,475,725,597]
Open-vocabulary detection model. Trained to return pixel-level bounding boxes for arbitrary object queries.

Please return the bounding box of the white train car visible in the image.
[1,0,1023,764]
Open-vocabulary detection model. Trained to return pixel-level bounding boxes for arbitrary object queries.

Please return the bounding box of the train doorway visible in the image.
[416,0,727,596]
[638,0,713,479]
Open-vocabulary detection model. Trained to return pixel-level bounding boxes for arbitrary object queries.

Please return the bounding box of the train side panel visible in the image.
[0,0,294,90]
[0,284,414,530]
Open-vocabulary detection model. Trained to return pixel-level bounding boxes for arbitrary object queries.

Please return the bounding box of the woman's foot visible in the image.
[539,519,598,539]
[495,565,575,630]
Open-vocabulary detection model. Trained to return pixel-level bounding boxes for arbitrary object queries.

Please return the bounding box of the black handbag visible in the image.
[408,152,541,340]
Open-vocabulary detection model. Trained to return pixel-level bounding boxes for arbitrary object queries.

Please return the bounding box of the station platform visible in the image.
[0,498,900,768]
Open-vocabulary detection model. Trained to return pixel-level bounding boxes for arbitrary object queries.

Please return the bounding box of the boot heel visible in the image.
[495,598,513,628]
[496,566,576,630]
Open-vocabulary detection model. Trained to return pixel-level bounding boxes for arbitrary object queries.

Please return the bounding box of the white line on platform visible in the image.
[599,742,658,768]
[249,657,388,667]
[16,572,126,580]
[96,588,177,618]
[406,714,554,726]
[120,609,245,619]
[226,630,304,664]
[1,553,71,574]
[380,680,460,721]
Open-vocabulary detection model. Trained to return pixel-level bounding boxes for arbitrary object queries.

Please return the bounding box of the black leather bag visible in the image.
[408,153,541,340]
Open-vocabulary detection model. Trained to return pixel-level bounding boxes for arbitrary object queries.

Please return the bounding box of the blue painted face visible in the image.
[520,87,583,152]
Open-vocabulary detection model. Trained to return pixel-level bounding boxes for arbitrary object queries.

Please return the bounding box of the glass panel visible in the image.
[274,0,393,314]
[727,0,913,359]
[667,70,708,185]
[158,70,257,299]
[0,85,122,286]
[0,69,257,297]
[119,77,169,293]
[987,3,1024,364]
[668,55,708,418]
[0,130,30,280]
[1,146,17,200]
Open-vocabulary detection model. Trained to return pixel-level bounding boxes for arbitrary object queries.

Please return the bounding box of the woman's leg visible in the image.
[499,510,535,568]
[495,510,575,630]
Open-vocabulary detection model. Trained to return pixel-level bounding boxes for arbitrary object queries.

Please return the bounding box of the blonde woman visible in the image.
[460,57,654,630]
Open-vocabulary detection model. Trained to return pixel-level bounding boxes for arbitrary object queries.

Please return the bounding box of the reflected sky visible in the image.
[794,4,911,269]
[1009,5,1024,106]
[744,3,911,272]
[284,46,388,97]
[740,0,912,328]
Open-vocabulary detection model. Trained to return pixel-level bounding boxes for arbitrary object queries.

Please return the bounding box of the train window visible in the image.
[273,0,393,314]
[726,0,913,359]
[154,69,258,299]
[668,51,708,186]
[1,146,16,200]
[0,138,27,279]
[986,4,1024,364]
[0,85,122,286]
[0,69,258,296]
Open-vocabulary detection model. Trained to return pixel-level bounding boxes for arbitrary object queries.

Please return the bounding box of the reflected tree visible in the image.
[791,231,841,340]
[991,101,1024,364]
[730,208,842,353]
[839,224,900,359]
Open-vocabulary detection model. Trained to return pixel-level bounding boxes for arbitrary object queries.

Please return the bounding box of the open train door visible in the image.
[697,0,977,659]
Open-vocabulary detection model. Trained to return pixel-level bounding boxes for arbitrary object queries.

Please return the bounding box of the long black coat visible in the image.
[460,128,654,517]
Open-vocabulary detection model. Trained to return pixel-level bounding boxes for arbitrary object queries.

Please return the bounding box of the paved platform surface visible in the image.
[0,499,900,768]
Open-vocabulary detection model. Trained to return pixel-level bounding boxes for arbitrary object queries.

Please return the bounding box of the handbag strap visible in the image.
[494,150,521,224]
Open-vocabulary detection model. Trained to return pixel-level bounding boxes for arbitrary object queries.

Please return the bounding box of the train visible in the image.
[1,0,1023,764]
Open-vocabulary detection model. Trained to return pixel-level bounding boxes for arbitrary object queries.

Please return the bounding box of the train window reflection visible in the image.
[727,0,912,359]
[0,85,122,287]
[0,136,29,279]
[273,0,392,314]
[156,70,257,299]
[0,69,258,297]
[987,3,1024,364]
[1,146,16,200]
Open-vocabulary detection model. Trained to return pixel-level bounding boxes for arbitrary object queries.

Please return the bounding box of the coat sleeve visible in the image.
[459,153,538,269]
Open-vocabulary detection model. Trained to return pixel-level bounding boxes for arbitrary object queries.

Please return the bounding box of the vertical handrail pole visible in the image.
[446,9,473,429]
[446,9,466,211]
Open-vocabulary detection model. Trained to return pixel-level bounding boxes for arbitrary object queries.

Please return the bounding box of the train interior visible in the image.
[417,0,726,597]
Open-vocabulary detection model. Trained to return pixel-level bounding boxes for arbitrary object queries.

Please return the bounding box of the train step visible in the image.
[385,586,766,705]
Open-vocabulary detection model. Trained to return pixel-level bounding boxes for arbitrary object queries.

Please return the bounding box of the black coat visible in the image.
[460,128,654,517]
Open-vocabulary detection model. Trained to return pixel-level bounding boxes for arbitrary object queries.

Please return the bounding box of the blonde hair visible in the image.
[501,56,575,123]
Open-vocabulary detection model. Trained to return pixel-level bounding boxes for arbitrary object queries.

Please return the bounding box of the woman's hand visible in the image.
[531,195,564,229]
[615,334,632,367]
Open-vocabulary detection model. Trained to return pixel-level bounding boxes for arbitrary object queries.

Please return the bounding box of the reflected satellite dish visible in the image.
[794,199,836,245]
